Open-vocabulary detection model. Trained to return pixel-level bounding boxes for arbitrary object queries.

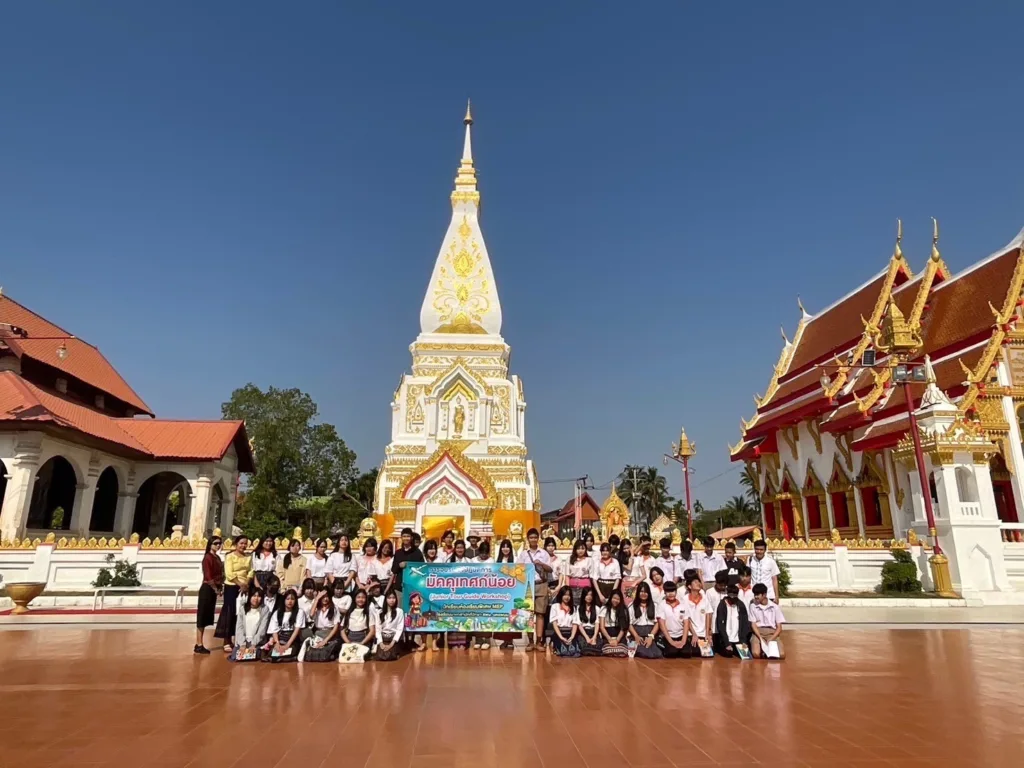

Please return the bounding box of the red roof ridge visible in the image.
[0,293,77,340]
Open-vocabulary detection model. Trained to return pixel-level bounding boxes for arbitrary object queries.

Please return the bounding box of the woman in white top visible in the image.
[231,588,264,661]
[438,530,456,563]
[341,589,375,648]
[598,590,629,658]
[356,538,384,590]
[629,581,663,659]
[251,536,278,591]
[575,586,602,656]
[548,587,579,657]
[647,566,667,606]
[331,579,353,619]
[545,537,565,595]
[447,539,470,564]
[592,543,622,606]
[373,589,405,661]
[266,588,306,662]
[305,538,330,590]
[327,534,355,591]
[301,592,341,662]
[297,578,317,634]
[471,541,495,650]
[565,540,594,605]
[377,539,395,592]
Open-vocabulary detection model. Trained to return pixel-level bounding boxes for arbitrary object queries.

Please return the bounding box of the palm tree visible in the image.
[739,464,761,512]
[722,495,760,527]
[616,465,675,532]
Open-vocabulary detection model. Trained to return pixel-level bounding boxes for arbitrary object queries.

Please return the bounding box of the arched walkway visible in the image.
[89,467,120,532]
[28,456,77,530]
[133,472,191,539]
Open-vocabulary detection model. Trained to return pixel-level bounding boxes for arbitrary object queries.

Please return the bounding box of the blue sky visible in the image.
[2,3,1024,509]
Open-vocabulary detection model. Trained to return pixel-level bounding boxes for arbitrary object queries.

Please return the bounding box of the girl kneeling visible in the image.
[548,586,579,657]
[301,592,341,662]
[373,589,405,661]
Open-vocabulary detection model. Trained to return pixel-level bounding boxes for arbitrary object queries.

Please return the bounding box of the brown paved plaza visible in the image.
[0,626,1021,768]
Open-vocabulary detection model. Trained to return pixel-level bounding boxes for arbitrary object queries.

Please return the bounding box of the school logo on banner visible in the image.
[402,562,536,633]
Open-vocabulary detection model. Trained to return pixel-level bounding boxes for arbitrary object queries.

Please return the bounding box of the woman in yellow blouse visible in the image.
[214,535,253,652]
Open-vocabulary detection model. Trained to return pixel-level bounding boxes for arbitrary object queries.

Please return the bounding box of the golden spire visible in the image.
[931,217,941,261]
[451,100,479,206]
[894,218,903,259]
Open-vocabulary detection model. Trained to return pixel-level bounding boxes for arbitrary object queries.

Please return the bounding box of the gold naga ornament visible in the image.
[599,486,631,541]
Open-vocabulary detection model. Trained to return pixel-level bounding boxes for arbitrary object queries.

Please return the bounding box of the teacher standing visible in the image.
[214,535,252,653]
[194,535,224,654]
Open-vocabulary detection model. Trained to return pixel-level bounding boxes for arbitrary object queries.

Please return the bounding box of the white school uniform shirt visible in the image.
[749,601,786,630]
[651,555,677,583]
[297,595,315,617]
[437,548,455,563]
[356,553,386,584]
[474,556,494,564]
[310,607,339,631]
[706,588,725,629]
[698,552,727,584]
[630,603,658,628]
[573,607,599,631]
[345,607,371,632]
[307,554,329,579]
[599,605,624,632]
[724,603,741,643]
[252,551,277,573]
[240,609,262,643]
[332,595,353,615]
[372,608,405,641]
[546,554,562,582]
[268,607,307,635]
[565,556,595,580]
[737,585,755,610]
[327,551,354,579]
[378,557,394,582]
[648,581,666,606]
[631,554,655,579]
[548,604,575,629]
[750,555,781,600]
[684,593,713,639]
[516,547,553,582]
[657,599,688,639]
[448,555,470,564]
[592,558,622,580]
[675,555,701,582]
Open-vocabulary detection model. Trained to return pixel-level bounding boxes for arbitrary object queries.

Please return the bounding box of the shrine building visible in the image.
[0,292,253,543]
[731,221,1024,597]
[373,105,541,541]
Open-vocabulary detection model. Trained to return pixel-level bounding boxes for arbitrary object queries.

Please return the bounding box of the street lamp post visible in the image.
[665,428,696,541]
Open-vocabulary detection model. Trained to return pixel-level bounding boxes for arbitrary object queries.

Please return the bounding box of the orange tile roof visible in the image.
[787,272,889,374]
[0,372,252,470]
[555,493,600,522]
[0,295,152,415]
[918,248,1020,356]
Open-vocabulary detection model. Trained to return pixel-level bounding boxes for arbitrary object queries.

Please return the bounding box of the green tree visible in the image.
[223,384,358,541]
[722,494,761,527]
[616,465,675,532]
[740,463,761,512]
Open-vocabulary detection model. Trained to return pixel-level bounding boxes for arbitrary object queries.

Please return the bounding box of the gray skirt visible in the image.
[303,628,340,662]
[375,631,401,661]
[633,624,663,659]
[346,628,369,645]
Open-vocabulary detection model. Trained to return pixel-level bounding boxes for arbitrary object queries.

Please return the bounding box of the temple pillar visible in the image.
[188,472,213,538]
[822,489,836,531]
[69,482,97,538]
[114,492,138,539]
[0,442,42,541]
[851,482,866,538]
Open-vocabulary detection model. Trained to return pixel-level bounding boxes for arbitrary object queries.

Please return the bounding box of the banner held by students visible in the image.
[401,562,536,633]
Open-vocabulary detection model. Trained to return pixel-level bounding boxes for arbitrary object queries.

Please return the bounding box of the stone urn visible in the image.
[4,582,46,615]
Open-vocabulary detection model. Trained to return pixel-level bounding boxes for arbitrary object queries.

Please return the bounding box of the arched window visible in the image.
[28,456,78,530]
[955,467,978,503]
[89,467,120,532]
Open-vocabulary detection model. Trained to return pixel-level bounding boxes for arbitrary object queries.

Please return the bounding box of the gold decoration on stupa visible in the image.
[599,486,631,541]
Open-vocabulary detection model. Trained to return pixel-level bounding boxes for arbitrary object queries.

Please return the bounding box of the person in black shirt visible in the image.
[392,527,425,651]
[722,541,745,586]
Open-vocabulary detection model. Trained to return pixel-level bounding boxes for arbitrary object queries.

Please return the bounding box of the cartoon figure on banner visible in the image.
[406,592,428,630]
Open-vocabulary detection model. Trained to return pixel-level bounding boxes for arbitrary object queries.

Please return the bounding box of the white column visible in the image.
[998,390,1024,517]
[0,444,41,541]
[822,490,836,531]
[188,474,213,539]
[69,482,97,538]
[851,485,866,537]
[114,492,139,539]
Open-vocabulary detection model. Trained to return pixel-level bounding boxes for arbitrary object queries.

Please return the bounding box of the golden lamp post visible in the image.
[665,428,696,541]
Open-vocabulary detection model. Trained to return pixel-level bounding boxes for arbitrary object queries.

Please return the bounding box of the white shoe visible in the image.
[481,642,490,650]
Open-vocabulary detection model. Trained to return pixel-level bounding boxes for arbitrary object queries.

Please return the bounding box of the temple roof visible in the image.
[0,371,254,470]
[418,104,503,339]
[554,492,601,523]
[0,294,153,415]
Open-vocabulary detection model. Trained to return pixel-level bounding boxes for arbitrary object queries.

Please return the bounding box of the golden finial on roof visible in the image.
[894,218,903,259]
[464,98,473,125]
[931,217,941,261]
[676,427,696,458]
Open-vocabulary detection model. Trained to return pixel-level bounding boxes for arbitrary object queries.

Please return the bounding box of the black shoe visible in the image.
[194,644,211,655]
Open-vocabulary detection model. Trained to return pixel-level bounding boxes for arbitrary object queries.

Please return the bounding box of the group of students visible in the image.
[193,526,786,662]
